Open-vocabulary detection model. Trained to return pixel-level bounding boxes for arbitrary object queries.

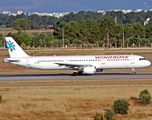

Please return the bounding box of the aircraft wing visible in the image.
[55,63,92,69]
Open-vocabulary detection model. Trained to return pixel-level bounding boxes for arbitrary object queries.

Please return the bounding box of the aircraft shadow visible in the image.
[0,73,152,77]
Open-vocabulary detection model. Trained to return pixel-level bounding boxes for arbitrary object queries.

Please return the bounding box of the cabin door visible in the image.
[26,59,31,68]
[101,59,105,64]
[131,56,135,64]
[65,58,69,63]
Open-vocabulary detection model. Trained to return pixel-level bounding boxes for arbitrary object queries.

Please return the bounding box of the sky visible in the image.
[0,0,152,13]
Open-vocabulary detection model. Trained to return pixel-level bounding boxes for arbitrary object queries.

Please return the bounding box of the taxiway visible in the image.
[0,73,152,80]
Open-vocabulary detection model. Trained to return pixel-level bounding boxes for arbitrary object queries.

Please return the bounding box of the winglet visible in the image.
[5,37,29,58]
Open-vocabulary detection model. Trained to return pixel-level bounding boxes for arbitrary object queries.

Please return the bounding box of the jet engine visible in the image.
[83,66,96,74]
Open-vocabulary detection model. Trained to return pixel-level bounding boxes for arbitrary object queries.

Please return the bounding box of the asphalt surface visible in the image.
[0,72,152,80]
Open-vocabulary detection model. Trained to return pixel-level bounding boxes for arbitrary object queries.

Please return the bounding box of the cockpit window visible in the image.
[139,58,146,60]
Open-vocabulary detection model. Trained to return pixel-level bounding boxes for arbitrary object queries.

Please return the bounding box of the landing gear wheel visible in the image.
[78,71,83,75]
[132,72,136,75]
[73,72,77,76]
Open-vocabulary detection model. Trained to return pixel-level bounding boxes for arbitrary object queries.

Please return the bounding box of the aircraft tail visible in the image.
[5,37,29,58]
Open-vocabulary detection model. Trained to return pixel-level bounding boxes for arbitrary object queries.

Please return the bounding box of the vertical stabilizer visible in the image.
[5,37,29,58]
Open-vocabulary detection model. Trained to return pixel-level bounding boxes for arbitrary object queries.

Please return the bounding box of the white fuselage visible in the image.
[4,54,151,70]
[4,37,151,75]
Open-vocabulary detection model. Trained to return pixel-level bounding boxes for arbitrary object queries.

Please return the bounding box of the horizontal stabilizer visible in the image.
[4,58,20,63]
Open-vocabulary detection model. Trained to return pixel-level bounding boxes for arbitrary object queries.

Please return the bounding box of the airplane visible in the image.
[4,37,151,76]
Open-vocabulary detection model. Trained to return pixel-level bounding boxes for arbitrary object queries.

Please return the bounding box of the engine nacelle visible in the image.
[96,69,103,72]
[83,66,96,74]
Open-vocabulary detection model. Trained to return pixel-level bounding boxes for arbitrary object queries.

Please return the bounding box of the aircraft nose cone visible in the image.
[147,60,151,66]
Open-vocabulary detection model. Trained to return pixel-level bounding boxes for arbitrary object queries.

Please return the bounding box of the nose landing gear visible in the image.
[132,68,136,75]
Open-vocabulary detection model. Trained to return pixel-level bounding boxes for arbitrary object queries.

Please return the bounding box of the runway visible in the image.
[0,72,152,80]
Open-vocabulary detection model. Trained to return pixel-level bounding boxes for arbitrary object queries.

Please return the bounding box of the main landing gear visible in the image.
[73,71,83,76]
[73,72,77,76]
[132,68,136,75]
[78,71,83,75]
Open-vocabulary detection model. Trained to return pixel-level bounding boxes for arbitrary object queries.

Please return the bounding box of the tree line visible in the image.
[0,11,103,29]
[1,10,152,47]
[1,10,152,29]
[54,16,152,46]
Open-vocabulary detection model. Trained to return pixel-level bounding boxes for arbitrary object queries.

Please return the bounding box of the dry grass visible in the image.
[0,79,152,87]
[1,49,152,57]
[0,86,152,119]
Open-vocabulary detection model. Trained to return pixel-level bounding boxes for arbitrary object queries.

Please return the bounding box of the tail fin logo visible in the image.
[7,40,16,52]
